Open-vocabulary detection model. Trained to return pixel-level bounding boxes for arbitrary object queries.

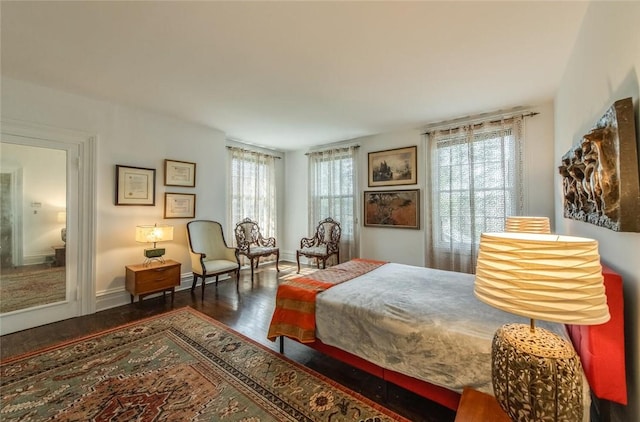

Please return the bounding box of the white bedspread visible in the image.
[315,262,571,395]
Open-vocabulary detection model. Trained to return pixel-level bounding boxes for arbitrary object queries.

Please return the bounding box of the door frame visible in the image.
[0,119,96,334]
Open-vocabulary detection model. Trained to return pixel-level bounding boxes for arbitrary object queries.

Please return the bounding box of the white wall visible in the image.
[283,102,556,266]
[282,149,309,262]
[555,3,640,421]
[355,128,426,265]
[1,77,228,309]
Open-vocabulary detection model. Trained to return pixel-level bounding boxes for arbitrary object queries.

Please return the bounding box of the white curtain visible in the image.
[227,147,277,249]
[425,117,524,273]
[308,146,359,264]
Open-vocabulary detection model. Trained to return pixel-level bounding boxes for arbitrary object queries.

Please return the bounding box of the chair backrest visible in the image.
[234,218,260,250]
[186,220,231,261]
[316,218,341,246]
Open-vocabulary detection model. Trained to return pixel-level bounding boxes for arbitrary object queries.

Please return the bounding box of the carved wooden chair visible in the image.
[186,220,240,298]
[234,218,280,281]
[296,217,342,273]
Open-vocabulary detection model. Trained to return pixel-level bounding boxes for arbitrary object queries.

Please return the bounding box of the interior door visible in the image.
[0,124,94,335]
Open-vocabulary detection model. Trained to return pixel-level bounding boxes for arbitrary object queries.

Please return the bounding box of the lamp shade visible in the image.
[474,232,610,325]
[135,224,174,244]
[505,216,550,234]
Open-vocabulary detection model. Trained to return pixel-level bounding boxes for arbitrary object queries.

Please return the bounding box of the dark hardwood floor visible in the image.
[0,261,456,422]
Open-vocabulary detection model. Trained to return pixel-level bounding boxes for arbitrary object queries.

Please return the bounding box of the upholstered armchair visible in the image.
[234,218,280,281]
[296,217,342,273]
[186,220,240,298]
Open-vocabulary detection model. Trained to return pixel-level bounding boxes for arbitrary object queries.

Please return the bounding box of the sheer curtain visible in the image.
[425,117,524,273]
[227,147,277,251]
[308,146,359,264]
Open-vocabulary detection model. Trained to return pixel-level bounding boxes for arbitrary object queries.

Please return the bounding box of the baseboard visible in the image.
[96,272,203,312]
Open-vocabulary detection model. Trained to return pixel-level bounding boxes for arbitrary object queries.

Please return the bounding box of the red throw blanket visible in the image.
[267,259,386,343]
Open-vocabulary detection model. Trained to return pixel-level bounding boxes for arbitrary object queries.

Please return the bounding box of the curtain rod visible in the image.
[422,112,539,136]
[226,145,282,159]
[305,144,360,156]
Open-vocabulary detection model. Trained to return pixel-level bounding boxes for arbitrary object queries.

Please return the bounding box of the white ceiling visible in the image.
[1,1,589,151]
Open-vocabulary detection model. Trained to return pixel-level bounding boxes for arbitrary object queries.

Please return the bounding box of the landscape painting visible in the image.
[364,189,420,229]
[368,146,417,187]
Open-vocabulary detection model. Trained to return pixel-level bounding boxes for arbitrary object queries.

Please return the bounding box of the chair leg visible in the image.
[250,258,255,281]
[191,274,198,291]
[275,251,280,272]
[316,258,320,269]
[296,251,301,273]
[201,277,206,298]
[255,257,260,268]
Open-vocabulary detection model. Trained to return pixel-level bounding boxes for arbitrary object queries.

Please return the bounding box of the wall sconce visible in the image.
[135,224,174,265]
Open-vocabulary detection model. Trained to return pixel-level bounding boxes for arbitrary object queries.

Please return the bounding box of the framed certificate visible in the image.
[164,159,196,187]
[164,192,196,219]
[115,165,156,206]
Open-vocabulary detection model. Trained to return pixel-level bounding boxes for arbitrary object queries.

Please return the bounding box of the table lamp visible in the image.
[57,211,67,244]
[474,232,610,422]
[505,216,550,234]
[135,224,174,265]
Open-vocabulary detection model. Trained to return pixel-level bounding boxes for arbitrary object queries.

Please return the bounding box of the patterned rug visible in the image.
[0,307,409,421]
[0,266,65,313]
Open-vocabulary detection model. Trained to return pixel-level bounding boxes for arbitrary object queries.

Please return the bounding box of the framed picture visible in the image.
[164,159,196,187]
[115,165,156,206]
[164,192,196,219]
[368,146,417,187]
[364,189,420,229]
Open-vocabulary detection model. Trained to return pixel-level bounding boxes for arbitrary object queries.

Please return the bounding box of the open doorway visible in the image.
[0,121,96,335]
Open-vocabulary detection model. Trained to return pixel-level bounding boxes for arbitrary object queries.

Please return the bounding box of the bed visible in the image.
[267,259,627,416]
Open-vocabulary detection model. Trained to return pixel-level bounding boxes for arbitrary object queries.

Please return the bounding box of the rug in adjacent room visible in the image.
[0,266,65,313]
[0,307,409,421]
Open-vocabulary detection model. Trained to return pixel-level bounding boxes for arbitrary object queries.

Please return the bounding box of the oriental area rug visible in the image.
[0,307,408,421]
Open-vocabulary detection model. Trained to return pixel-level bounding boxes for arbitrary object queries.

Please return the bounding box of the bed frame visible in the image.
[278,264,627,413]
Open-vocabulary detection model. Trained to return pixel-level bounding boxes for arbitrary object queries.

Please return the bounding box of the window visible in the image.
[427,118,523,273]
[308,146,359,262]
[228,147,277,241]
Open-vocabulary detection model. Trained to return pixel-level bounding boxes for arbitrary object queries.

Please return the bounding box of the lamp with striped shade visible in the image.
[474,232,609,422]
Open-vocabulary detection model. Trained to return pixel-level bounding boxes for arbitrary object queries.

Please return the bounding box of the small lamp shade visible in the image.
[475,232,609,325]
[135,225,174,245]
[135,224,174,264]
[58,211,67,244]
[505,216,550,234]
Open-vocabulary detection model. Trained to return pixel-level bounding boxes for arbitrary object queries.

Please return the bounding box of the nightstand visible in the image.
[455,388,510,422]
[52,245,66,267]
[125,259,181,303]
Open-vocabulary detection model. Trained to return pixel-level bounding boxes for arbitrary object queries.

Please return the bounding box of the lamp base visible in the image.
[492,323,583,422]
[143,248,166,266]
